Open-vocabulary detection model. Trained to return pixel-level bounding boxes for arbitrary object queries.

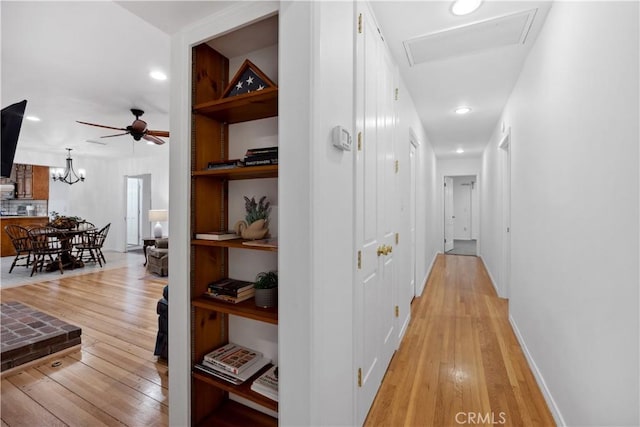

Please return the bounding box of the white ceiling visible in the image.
[371,1,551,158]
[2,1,551,161]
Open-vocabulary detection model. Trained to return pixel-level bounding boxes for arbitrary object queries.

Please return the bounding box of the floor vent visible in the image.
[403,8,537,66]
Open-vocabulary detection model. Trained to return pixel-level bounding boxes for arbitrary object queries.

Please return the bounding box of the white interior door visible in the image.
[126,177,142,247]
[354,5,397,424]
[409,144,417,296]
[500,132,511,298]
[444,176,454,252]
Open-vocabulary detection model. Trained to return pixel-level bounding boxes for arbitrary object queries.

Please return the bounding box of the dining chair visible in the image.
[75,223,110,267]
[27,226,68,276]
[4,225,33,273]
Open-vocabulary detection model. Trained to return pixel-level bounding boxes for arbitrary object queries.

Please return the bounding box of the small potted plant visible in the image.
[254,270,278,308]
[234,196,271,240]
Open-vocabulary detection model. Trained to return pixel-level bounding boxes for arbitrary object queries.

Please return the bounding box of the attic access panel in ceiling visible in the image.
[403,8,538,66]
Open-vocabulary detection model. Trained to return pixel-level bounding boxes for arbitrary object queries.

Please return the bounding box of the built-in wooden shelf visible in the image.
[195,399,277,427]
[192,364,278,412]
[192,165,278,180]
[192,296,278,324]
[193,88,278,124]
[191,238,278,252]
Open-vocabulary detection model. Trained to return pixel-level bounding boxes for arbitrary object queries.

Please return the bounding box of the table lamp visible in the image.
[149,209,168,238]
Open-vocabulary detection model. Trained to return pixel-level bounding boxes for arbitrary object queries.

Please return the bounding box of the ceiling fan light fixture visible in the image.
[456,148,465,154]
[451,0,483,16]
[455,106,472,114]
[150,70,167,81]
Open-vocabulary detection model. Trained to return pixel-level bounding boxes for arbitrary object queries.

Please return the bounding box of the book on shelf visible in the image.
[206,159,245,170]
[245,146,278,156]
[203,342,264,375]
[241,238,278,249]
[195,231,240,241]
[208,278,254,295]
[244,157,278,167]
[204,291,254,304]
[251,365,278,401]
[194,356,270,385]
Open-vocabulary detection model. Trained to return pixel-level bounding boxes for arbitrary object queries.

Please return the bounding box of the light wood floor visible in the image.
[365,254,555,427]
[1,263,168,427]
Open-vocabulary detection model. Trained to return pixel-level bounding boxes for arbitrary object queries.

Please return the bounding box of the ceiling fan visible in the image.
[77,108,169,145]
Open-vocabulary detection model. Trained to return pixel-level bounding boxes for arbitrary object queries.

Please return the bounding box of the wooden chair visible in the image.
[75,223,110,267]
[27,226,68,276]
[4,225,33,273]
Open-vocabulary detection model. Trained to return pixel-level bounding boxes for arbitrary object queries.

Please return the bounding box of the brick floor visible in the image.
[1,301,81,371]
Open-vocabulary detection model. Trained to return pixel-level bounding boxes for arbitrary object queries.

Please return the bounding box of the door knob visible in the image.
[377,246,385,256]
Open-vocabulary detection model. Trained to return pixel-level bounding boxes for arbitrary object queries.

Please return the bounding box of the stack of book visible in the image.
[194,342,270,385]
[244,146,278,166]
[205,278,255,303]
[251,365,279,401]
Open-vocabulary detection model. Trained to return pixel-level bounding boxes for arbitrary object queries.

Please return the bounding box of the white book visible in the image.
[250,365,278,401]
[195,231,240,241]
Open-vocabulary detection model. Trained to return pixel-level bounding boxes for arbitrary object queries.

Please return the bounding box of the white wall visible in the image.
[480,2,639,425]
[14,148,169,251]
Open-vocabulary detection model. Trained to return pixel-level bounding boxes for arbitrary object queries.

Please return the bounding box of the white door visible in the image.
[354,5,397,424]
[409,144,417,296]
[126,177,142,247]
[500,132,511,298]
[444,177,454,252]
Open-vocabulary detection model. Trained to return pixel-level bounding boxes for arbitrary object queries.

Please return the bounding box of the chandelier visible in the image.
[52,148,86,185]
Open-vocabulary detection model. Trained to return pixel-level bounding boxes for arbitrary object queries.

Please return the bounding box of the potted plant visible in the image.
[234,196,271,240]
[254,270,277,308]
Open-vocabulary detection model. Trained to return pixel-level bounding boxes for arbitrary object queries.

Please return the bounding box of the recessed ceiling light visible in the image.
[150,70,167,81]
[455,106,472,115]
[451,0,483,16]
[456,148,465,154]
[25,115,41,122]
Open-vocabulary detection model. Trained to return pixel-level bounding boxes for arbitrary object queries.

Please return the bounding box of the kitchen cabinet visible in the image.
[1,164,49,200]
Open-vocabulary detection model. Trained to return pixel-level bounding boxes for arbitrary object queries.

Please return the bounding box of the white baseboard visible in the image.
[509,315,566,427]
[479,255,501,297]
[417,252,438,296]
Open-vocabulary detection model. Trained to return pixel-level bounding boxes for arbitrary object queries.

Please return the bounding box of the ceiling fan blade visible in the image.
[143,134,166,145]
[76,121,127,131]
[147,129,169,137]
[100,132,130,138]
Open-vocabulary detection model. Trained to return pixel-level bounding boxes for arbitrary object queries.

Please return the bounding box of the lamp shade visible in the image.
[149,209,168,222]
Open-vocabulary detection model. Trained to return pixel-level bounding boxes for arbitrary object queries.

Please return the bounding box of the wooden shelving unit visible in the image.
[192,164,278,180]
[192,296,278,324]
[190,19,279,427]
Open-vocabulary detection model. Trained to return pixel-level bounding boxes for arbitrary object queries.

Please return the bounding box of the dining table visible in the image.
[35,226,95,272]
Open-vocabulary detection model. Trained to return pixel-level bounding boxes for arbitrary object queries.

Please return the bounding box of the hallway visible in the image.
[365,254,554,426]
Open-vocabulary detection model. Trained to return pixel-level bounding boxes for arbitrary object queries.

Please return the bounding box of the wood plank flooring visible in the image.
[1,263,168,427]
[365,254,555,427]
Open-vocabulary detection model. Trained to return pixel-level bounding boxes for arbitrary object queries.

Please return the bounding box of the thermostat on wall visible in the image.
[332,125,352,151]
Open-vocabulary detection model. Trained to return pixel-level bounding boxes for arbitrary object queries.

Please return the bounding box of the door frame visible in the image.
[442,173,480,256]
[124,173,151,251]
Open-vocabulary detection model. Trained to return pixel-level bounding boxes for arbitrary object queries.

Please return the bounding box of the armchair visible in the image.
[147,238,168,276]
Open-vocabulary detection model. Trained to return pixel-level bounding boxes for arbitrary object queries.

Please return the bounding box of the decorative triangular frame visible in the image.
[221,59,278,99]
